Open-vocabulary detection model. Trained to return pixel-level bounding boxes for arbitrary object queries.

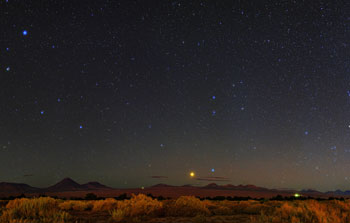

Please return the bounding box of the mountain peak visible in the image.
[82,181,110,189]
[204,183,219,188]
[47,178,82,192]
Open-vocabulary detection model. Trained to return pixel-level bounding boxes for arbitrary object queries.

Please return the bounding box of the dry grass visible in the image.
[165,196,210,217]
[250,199,350,223]
[110,194,163,222]
[58,200,93,211]
[1,196,350,222]
[92,198,118,212]
[0,197,70,223]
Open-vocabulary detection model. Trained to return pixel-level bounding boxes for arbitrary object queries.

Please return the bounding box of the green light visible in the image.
[294,193,301,198]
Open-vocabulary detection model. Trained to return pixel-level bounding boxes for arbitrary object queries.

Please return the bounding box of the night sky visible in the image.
[2,0,350,192]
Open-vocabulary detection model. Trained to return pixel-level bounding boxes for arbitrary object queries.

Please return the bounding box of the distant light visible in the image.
[22,30,28,36]
[40,110,44,115]
[141,186,144,190]
[57,98,61,102]
[79,125,83,129]
[304,131,309,135]
[294,193,301,198]
[212,96,216,100]
[190,172,195,177]
[6,48,9,51]
[212,110,216,116]
[52,45,55,48]
[6,67,10,71]
[148,124,152,129]
[211,168,215,172]
[160,143,164,147]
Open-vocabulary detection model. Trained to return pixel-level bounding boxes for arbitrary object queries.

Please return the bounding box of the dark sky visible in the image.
[2,0,350,191]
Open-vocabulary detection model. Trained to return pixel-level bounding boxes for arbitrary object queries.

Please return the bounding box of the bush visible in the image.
[166,196,210,217]
[58,200,93,211]
[251,200,350,223]
[85,193,97,200]
[92,198,118,212]
[0,197,70,223]
[110,194,163,222]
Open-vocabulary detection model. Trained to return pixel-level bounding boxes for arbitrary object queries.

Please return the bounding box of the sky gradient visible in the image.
[2,0,350,191]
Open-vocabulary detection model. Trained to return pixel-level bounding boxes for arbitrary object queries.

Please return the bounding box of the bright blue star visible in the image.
[6,48,9,51]
[6,67,10,71]
[304,131,309,135]
[40,110,44,115]
[79,125,83,129]
[212,110,216,116]
[212,96,216,100]
[22,30,28,36]
[57,98,61,102]
[211,168,215,172]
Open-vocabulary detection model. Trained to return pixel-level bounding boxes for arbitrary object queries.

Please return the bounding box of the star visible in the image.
[212,96,216,100]
[212,110,216,116]
[40,110,45,115]
[304,131,309,135]
[22,30,28,36]
[211,168,215,172]
[79,125,83,129]
[6,67,10,71]
[57,98,61,102]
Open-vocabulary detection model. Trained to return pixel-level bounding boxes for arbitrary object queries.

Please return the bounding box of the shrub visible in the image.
[92,198,118,212]
[0,197,70,223]
[110,193,163,222]
[167,196,210,217]
[58,200,93,211]
[85,193,98,200]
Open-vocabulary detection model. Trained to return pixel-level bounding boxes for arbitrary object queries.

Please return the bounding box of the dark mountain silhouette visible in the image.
[46,178,86,192]
[0,182,39,193]
[301,189,321,193]
[1,178,350,199]
[81,181,110,190]
[150,183,174,188]
[202,183,269,191]
[326,190,350,196]
[203,183,219,189]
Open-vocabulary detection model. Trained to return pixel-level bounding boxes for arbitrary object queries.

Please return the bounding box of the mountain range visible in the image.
[0,178,348,198]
